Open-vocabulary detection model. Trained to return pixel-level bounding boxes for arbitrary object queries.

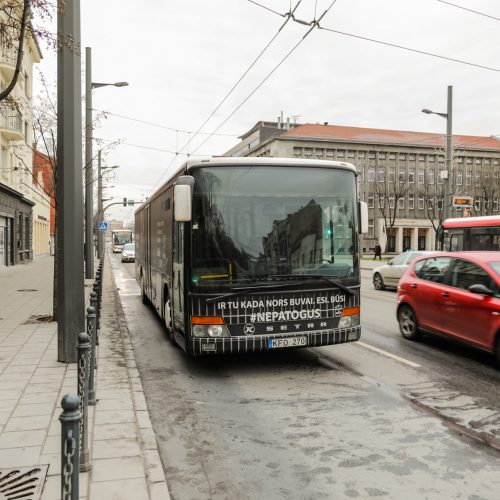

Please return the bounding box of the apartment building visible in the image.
[0,7,42,266]
[225,121,500,253]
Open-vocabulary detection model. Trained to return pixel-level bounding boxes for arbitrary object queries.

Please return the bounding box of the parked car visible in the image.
[397,252,500,364]
[372,251,437,290]
[121,243,135,263]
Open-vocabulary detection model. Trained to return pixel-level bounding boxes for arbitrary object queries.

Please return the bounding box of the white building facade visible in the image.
[225,121,500,254]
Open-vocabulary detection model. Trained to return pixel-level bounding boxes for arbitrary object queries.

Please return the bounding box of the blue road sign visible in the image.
[98,221,108,231]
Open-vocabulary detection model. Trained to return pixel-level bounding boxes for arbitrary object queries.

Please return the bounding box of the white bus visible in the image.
[111,229,133,253]
[135,157,368,356]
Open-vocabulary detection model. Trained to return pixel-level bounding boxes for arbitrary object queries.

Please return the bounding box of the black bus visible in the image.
[135,157,368,355]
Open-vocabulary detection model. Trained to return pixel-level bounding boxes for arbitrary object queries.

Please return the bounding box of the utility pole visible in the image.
[56,0,84,363]
[97,149,103,257]
[445,85,453,221]
[84,47,93,278]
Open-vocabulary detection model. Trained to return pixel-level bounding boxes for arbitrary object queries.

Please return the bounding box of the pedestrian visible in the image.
[374,243,382,260]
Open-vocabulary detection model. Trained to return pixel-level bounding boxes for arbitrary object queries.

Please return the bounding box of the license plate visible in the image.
[268,336,307,349]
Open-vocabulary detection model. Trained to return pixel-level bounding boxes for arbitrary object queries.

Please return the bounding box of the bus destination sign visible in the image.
[452,196,473,208]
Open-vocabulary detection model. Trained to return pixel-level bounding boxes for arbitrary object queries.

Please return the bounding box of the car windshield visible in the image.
[123,244,135,252]
[490,262,500,277]
[190,165,359,290]
[113,232,132,245]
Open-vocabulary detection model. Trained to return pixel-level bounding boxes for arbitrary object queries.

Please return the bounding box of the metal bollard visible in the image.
[87,301,97,405]
[60,393,80,500]
[93,280,100,337]
[77,332,91,472]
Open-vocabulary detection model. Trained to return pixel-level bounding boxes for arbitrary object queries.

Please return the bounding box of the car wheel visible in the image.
[373,273,385,290]
[495,336,500,367]
[398,304,421,340]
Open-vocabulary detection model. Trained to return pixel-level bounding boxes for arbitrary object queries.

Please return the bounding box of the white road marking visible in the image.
[357,341,421,368]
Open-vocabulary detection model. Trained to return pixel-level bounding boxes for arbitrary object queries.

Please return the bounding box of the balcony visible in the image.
[0,103,24,141]
[0,46,17,79]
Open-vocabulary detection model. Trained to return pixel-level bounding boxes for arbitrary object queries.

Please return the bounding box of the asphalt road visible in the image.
[112,253,500,500]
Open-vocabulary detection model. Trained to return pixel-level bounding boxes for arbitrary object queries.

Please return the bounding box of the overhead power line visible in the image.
[435,0,500,23]
[93,108,238,137]
[252,1,500,73]
[150,0,303,191]
[190,0,339,157]
[318,26,500,73]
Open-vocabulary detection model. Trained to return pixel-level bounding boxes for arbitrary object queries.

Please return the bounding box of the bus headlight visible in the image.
[338,306,360,329]
[191,316,230,337]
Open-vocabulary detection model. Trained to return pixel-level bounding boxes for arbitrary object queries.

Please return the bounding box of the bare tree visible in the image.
[372,171,411,252]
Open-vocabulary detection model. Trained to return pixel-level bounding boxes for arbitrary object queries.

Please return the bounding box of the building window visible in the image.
[493,197,499,212]
[389,196,395,209]
[378,153,386,159]
[456,170,462,186]
[399,154,406,160]
[466,171,472,186]
[475,171,481,186]
[378,194,385,208]
[326,149,334,158]
[419,155,425,162]
[388,153,396,160]
[358,152,365,159]
[457,157,463,164]
[304,148,312,157]
[409,155,415,161]
[369,152,376,159]
[408,194,415,210]
[347,150,355,158]
[388,168,395,182]
[315,148,323,158]
[429,156,435,162]
[438,170,444,184]
[398,197,405,209]
[368,219,374,237]
[428,197,434,209]
[418,196,425,210]
[368,194,374,208]
[399,169,406,183]
[418,168,424,184]
[293,147,301,157]
[408,167,415,183]
[337,150,345,158]
[378,168,385,182]
[428,169,435,184]
[368,167,375,182]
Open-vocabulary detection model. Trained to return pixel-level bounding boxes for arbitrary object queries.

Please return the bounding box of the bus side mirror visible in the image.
[359,201,369,234]
[174,184,192,222]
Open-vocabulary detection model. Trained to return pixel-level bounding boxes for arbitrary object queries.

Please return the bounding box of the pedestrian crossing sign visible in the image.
[98,221,108,231]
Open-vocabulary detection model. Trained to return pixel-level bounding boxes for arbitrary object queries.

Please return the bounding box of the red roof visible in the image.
[281,124,500,151]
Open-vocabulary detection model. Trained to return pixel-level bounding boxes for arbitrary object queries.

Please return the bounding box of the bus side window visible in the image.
[174,223,184,264]
[449,231,463,252]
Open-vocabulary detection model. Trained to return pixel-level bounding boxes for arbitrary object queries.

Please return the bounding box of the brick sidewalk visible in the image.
[0,256,169,499]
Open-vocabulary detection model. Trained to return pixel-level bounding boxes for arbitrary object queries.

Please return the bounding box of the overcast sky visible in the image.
[34,0,500,222]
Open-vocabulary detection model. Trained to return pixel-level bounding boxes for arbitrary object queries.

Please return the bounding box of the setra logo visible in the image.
[243,324,255,335]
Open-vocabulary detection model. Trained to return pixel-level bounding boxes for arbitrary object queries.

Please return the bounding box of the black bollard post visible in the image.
[60,393,80,500]
[76,332,91,472]
[87,301,97,405]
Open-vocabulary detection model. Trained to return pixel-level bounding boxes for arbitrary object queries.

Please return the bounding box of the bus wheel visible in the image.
[373,273,385,290]
[398,304,421,340]
[164,299,175,344]
[141,276,148,304]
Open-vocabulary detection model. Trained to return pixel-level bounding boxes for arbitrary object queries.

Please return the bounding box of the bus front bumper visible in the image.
[188,326,361,356]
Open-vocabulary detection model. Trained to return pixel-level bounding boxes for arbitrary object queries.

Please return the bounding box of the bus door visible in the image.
[173,221,185,333]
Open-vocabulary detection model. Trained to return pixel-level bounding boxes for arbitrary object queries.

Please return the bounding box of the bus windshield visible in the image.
[191,166,359,290]
[113,232,132,245]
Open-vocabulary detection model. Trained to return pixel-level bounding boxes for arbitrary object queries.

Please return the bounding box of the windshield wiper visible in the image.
[269,274,356,296]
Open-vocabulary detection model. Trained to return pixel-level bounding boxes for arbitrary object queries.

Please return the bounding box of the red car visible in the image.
[397,252,500,365]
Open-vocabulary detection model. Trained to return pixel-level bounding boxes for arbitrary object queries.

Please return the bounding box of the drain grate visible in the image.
[0,465,48,500]
[16,289,38,293]
[21,315,55,325]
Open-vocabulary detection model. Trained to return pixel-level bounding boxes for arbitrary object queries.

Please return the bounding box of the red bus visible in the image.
[438,215,500,251]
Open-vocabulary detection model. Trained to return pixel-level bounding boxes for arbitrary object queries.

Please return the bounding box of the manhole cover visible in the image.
[16,289,38,292]
[0,465,48,500]
[21,315,55,325]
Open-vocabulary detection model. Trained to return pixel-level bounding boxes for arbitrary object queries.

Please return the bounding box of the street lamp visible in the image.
[421,85,453,221]
[84,46,128,277]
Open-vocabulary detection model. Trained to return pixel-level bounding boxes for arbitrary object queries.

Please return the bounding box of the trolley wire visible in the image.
[435,0,500,23]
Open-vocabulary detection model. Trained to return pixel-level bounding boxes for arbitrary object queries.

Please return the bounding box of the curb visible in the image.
[404,394,500,453]
[108,257,172,500]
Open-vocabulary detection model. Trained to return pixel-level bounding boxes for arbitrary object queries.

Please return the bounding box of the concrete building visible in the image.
[0,7,42,266]
[33,151,55,255]
[225,121,500,253]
